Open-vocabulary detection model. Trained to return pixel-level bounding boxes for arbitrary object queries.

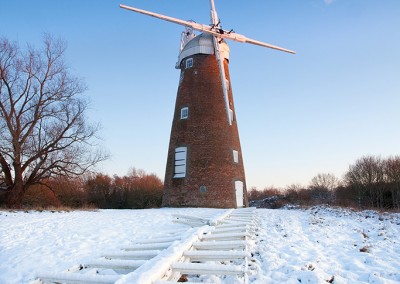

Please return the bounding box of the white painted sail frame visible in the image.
[209,0,232,125]
[119,4,296,54]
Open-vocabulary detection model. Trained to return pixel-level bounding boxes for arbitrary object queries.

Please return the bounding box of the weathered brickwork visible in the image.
[162,53,249,208]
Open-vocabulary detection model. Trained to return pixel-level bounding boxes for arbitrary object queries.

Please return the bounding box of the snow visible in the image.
[0,208,222,283]
[0,206,399,283]
[252,206,400,283]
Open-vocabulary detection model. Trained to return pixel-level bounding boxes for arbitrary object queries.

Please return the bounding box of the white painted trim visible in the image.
[174,147,187,178]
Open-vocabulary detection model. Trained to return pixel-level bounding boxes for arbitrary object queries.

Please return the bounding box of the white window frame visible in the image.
[233,150,239,163]
[174,147,187,178]
[180,107,189,119]
[185,58,193,69]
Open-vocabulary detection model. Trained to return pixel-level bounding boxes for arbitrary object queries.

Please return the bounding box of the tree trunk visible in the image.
[6,183,25,209]
[395,185,400,209]
[7,162,26,208]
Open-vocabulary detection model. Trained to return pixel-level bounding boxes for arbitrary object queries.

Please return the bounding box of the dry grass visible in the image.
[359,245,371,253]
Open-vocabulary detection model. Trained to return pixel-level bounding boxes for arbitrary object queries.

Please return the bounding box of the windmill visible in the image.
[120,1,295,208]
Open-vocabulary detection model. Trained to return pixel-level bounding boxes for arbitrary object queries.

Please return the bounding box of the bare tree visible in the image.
[345,156,384,186]
[0,36,107,208]
[344,156,385,208]
[310,173,339,191]
[309,173,339,204]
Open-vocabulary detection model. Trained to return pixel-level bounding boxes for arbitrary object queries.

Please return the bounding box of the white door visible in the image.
[235,181,244,208]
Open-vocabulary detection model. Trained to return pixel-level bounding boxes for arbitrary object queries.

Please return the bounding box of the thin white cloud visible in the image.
[324,0,335,4]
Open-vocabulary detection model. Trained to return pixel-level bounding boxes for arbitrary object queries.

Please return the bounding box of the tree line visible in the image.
[249,155,400,210]
[0,168,163,209]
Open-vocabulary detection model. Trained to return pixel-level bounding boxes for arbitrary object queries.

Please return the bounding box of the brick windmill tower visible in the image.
[120,1,295,208]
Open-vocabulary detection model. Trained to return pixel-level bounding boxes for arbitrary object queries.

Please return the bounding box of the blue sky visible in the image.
[2,0,400,189]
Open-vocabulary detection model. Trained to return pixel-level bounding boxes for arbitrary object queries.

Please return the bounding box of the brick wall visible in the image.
[162,53,248,208]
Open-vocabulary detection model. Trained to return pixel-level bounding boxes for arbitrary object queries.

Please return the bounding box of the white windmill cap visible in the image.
[176,33,230,69]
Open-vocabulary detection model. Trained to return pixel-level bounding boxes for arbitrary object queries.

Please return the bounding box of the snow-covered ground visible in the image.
[0,206,399,283]
[253,207,400,283]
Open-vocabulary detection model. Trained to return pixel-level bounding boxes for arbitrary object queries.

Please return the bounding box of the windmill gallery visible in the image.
[120,1,295,209]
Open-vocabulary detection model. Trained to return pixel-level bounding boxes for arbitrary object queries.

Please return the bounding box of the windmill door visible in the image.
[235,181,244,208]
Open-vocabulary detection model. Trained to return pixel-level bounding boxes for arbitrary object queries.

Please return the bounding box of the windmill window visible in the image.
[233,150,239,163]
[180,107,189,119]
[174,147,187,178]
[186,58,193,69]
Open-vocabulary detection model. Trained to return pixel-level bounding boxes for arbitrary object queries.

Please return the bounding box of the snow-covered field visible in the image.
[1,206,399,284]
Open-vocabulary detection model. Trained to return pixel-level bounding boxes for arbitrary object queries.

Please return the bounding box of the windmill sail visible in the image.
[209,0,232,125]
[119,4,296,54]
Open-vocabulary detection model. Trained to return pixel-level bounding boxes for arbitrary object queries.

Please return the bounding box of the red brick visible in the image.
[162,52,248,208]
